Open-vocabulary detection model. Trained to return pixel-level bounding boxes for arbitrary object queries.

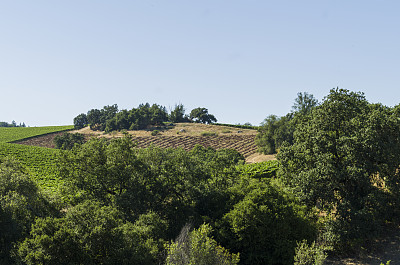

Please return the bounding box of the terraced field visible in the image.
[69,123,260,158]
[132,135,257,157]
[12,123,270,162]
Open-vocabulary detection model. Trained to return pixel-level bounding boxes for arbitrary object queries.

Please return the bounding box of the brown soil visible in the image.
[14,132,65,148]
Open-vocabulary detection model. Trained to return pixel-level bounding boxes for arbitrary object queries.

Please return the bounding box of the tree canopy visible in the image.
[190,107,218,124]
[74,103,218,132]
[278,88,400,249]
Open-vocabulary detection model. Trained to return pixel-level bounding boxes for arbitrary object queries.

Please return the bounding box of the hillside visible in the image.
[16,123,275,162]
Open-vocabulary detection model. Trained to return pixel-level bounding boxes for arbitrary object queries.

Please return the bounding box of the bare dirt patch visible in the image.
[14,132,65,148]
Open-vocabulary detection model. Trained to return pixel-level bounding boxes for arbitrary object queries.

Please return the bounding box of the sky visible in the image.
[1,1,400,126]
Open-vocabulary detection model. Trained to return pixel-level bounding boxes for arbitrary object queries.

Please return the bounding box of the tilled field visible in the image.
[16,133,258,158]
[132,135,257,157]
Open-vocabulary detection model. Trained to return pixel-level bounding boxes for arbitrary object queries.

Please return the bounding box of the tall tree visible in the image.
[278,88,400,248]
[169,104,188,123]
[291,92,318,115]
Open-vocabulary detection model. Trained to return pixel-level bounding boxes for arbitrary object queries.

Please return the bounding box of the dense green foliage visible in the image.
[0,126,73,143]
[278,88,400,250]
[73,113,88,129]
[166,224,240,265]
[0,143,62,192]
[256,114,295,154]
[5,89,400,264]
[236,160,279,179]
[54,132,85,150]
[213,123,258,130]
[190,107,218,124]
[219,177,316,265]
[0,158,58,264]
[169,104,190,123]
[75,103,218,132]
[256,92,318,154]
[0,135,314,264]
[18,201,164,265]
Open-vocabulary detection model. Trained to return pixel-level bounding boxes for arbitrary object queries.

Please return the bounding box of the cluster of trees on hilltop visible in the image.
[73,103,217,132]
[0,120,26,127]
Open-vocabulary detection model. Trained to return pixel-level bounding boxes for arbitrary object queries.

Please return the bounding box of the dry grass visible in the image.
[71,123,257,138]
[245,153,276,163]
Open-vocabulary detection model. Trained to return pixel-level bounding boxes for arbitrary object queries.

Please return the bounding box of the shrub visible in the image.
[54,133,85,150]
[220,177,317,265]
[201,132,218,137]
[294,240,327,265]
[165,223,239,265]
[151,130,160,136]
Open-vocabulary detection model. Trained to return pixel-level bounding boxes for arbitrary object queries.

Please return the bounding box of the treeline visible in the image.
[0,121,26,128]
[73,103,217,132]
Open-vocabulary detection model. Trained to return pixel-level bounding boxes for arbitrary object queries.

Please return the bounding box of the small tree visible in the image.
[54,133,85,150]
[166,223,239,265]
[170,104,189,123]
[291,92,318,115]
[256,114,294,154]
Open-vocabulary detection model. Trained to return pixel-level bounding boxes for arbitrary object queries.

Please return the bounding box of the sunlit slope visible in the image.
[0,125,73,143]
[0,126,73,193]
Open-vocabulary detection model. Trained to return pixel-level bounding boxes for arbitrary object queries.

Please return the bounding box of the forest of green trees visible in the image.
[2,88,400,264]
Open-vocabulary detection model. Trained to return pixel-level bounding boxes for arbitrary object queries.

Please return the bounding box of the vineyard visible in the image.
[0,124,267,194]
[17,123,262,159]
[0,126,74,193]
[132,135,258,157]
[0,125,73,143]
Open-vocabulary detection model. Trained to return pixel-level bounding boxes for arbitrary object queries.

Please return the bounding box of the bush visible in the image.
[18,201,163,265]
[201,132,218,137]
[54,133,85,150]
[151,130,160,136]
[294,240,327,265]
[220,177,317,265]
[165,223,239,265]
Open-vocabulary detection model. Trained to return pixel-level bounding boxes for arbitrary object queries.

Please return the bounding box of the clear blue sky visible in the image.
[1,1,400,126]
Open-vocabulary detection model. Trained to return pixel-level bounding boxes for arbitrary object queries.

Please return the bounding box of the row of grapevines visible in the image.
[237,160,279,179]
[0,125,73,143]
[0,142,63,194]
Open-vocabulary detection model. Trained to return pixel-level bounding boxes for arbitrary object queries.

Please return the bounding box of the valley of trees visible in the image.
[2,88,400,264]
